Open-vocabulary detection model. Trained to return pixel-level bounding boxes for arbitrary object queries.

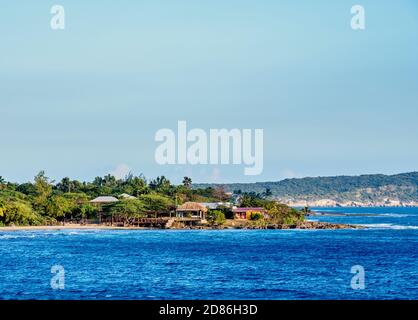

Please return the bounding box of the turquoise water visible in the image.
[0,207,417,300]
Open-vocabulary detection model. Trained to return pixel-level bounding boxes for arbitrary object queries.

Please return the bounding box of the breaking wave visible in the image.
[378,213,410,217]
[361,223,418,230]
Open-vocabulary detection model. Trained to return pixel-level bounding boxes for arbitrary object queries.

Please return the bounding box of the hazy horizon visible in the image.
[2,169,417,185]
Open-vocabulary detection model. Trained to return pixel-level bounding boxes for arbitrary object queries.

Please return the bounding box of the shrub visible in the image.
[251,212,264,220]
[207,210,226,226]
[107,199,146,219]
[1,200,43,226]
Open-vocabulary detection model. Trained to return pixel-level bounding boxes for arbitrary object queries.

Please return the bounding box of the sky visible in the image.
[0,0,418,184]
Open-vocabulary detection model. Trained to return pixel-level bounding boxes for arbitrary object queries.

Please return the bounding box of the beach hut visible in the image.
[90,196,119,224]
[176,202,208,220]
[90,196,119,204]
[119,193,137,200]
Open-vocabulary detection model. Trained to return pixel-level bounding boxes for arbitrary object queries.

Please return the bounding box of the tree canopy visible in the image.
[0,171,230,226]
[0,171,305,226]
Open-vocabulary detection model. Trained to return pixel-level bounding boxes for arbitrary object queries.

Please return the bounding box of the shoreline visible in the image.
[0,221,362,232]
[287,203,418,208]
[0,225,148,232]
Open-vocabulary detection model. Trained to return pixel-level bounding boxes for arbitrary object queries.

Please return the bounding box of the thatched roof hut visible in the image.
[177,202,208,212]
[119,193,136,200]
[90,196,119,204]
[176,202,208,220]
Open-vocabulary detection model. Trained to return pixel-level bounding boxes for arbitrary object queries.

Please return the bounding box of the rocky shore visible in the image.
[0,220,362,231]
[174,220,361,230]
[274,221,362,230]
[227,222,360,230]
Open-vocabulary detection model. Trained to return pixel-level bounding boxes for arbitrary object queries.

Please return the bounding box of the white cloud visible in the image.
[110,164,131,180]
[210,168,221,182]
[280,169,299,179]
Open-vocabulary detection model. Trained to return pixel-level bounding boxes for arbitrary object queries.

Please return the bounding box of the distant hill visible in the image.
[194,172,418,207]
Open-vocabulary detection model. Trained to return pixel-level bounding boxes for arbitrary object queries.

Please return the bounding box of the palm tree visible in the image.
[93,176,104,187]
[149,176,171,194]
[103,174,117,187]
[58,177,72,193]
[182,177,192,189]
[0,176,6,190]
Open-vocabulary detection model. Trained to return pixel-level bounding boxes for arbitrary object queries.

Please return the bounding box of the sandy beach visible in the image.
[0,224,147,232]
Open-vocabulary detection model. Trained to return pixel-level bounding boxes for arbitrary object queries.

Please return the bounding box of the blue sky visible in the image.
[1,0,418,184]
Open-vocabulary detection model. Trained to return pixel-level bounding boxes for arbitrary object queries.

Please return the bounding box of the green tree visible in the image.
[60,193,95,221]
[57,177,73,193]
[149,176,172,195]
[108,199,146,224]
[264,201,304,224]
[139,194,173,213]
[93,176,104,187]
[77,203,97,221]
[0,199,42,226]
[0,176,6,190]
[240,192,266,207]
[263,188,272,198]
[16,183,37,196]
[207,210,226,226]
[0,201,5,224]
[46,195,73,222]
[182,177,192,189]
[127,176,149,196]
[250,212,264,220]
[103,174,117,187]
[33,171,53,215]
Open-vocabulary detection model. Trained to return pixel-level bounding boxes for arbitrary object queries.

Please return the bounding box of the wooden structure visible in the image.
[176,202,208,220]
[90,196,119,204]
[90,196,119,223]
[119,193,136,199]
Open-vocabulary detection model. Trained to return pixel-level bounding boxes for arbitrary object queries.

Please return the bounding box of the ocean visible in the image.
[0,207,417,300]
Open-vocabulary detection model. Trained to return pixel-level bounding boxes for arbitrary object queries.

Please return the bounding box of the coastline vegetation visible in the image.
[194,172,418,204]
[0,172,304,227]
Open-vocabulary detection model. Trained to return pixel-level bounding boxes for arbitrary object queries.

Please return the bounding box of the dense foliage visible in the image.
[0,172,230,226]
[207,210,226,226]
[0,172,305,226]
[194,172,418,202]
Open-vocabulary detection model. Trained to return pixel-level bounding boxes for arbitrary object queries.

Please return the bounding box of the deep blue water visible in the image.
[0,207,417,300]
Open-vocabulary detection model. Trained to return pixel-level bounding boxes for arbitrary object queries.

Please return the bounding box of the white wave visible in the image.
[0,234,37,239]
[0,235,18,239]
[378,213,409,217]
[361,223,418,230]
